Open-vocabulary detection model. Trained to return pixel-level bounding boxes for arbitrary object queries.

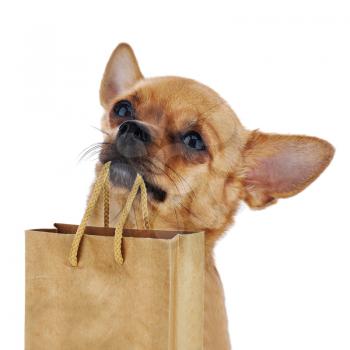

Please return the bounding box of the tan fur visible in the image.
[89,43,335,349]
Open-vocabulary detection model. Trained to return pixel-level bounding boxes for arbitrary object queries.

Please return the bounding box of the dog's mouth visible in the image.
[107,158,167,202]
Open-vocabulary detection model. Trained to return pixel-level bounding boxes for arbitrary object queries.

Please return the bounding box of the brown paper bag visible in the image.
[25,163,205,350]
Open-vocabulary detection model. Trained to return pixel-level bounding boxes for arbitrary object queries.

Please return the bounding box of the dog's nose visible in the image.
[116,121,151,159]
[118,121,151,144]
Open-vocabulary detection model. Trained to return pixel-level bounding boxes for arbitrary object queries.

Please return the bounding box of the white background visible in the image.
[1,1,349,349]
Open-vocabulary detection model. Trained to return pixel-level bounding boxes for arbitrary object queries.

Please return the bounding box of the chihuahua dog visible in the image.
[89,43,334,349]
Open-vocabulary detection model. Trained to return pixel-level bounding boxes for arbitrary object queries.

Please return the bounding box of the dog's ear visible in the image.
[100,43,143,107]
[242,131,335,209]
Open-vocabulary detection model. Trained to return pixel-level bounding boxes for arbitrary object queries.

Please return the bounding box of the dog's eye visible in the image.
[182,131,206,151]
[113,100,134,118]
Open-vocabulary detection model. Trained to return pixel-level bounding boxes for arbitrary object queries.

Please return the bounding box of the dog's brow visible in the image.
[131,93,142,104]
[184,119,200,130]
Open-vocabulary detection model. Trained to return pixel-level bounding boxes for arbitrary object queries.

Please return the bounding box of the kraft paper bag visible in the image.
[25,162,205,350]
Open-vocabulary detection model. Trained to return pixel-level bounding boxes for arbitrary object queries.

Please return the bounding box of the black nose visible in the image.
[118,121,151,144]
[116,121,151,159]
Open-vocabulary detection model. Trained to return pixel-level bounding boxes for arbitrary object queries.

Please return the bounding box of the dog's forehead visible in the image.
[132,76,242,133]
[135,76,221,107]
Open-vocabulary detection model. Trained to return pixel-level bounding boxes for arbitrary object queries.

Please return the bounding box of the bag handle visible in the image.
[69,161,150,267]
[103,178,110,228]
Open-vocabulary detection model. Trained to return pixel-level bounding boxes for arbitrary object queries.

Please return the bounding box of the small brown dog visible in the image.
[90,43,334,349]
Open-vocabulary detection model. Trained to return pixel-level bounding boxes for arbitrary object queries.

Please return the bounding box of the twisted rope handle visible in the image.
[69,162,149,267]
[114,174,149,264]
[103,180,110,228]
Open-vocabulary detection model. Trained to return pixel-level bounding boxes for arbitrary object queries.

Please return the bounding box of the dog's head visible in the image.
[98,43,334,245]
